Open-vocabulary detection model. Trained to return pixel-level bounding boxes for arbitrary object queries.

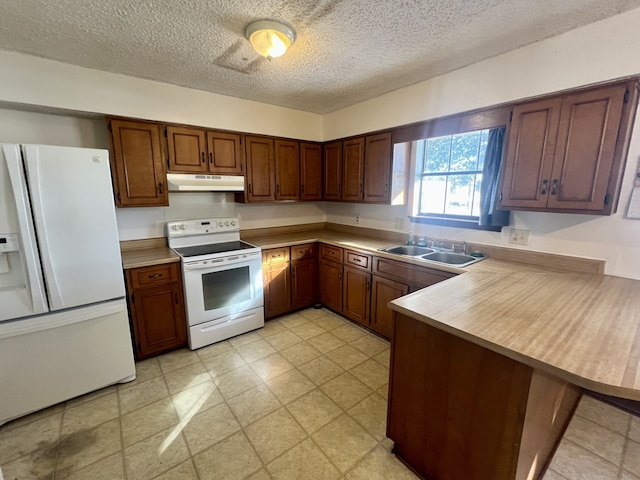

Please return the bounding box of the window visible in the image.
[414,129,489,219]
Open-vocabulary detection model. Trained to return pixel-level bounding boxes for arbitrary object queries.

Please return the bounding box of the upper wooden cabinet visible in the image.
[342,137,365,201]
[245,136,276,202]
[300,143,323,201]
[166,126,243,175]
[323,141,342,201]
[364,132,392,203]
[499,81,639,215]
[275,139,300,200]
[108,118,168,207]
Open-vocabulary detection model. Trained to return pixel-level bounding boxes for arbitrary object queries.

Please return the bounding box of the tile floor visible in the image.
[0,307,638,480]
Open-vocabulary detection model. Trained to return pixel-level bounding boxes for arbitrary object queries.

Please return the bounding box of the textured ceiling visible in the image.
[1,0,640,114]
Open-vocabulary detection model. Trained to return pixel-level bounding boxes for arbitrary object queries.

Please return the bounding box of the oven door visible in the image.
[181,252,263,327]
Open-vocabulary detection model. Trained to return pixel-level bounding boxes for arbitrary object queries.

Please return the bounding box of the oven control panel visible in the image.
[167,217,239,237]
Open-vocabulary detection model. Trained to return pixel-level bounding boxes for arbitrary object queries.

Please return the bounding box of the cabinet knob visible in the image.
[174,293,179,304]
[148,273,162,278]
[158,182,164,194]
[201,152,205,163]
[209,152,214,164]
[540,179,549,195]
[550,179,559,195]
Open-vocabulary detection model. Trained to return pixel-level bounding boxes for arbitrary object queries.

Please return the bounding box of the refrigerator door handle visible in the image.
[3,145,48,314]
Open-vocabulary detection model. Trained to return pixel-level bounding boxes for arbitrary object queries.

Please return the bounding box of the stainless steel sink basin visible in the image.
[378,245,434,256]
[420,251,479,267]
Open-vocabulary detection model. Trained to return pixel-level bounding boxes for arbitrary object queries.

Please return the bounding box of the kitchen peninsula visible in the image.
[387,269,640,480]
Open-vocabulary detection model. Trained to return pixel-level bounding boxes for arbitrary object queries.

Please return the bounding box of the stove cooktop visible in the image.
[173,240,258,258]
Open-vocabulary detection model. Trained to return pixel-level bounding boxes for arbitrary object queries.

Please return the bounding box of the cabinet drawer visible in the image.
[320,244,343,263]
[129,262,179,289]
[345,250,371,271]
[373,257,455,288]
[263,247,290,264]
[291,243,315,260]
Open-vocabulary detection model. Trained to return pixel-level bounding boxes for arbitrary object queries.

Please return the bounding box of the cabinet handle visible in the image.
[550,179,559,195]
[540,179,549,195]
[174,293,179,304]
[338,272,342,281]
[209,152,213,164]
[201,152,205,163]
[248,184,252,194]
[148,273,162,278]
[276,184,280,194]
[158,182,164,194]
[384,184,388,193]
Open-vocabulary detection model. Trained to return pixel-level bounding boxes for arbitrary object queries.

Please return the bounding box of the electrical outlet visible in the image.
[355,214,361,224]
[509,228,529,246]
[394,217,405,229]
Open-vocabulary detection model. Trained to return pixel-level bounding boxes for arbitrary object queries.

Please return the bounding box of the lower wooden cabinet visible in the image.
[319,259,343,313]
[125,262,187,360]
[291,243,318,309]
[370,276,409,338]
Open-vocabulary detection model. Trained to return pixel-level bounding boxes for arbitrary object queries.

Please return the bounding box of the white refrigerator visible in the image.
[0,144,136,426]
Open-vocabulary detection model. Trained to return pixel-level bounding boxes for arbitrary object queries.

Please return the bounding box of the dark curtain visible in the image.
[479,127,510,227]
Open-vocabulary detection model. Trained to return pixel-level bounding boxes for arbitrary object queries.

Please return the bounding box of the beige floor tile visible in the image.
[630,416,640,442]
[373,349,390,366]
[229,384,282,426]
[312,414,377,473]
[624,440,640,477]
[348,393,388,441]
[376,383,389,400]
[349,359,389,390]
[542,469,569,479]
[118,376,169,415]
[4,403,64,430]
[622,471,640,480]
[345,444,418,479]
[264,330,303,350]
[66,385,117,409]
[228,330,264,348]
[158,348,201,373]
[196,340,233,360]
[287,389,343,434]
[201,350,247,378]
[124,427,190,480]
[58,452,124,480]
[152,459,198,480]
[564,414,625,465]
[171,380,224,420]
[250,353,294,381]
[289,321,326,340]
[235,339,277,363]
[259,319,288,338]
[183,402,241,454]
[0,411,62,463]
[307,331,347,354]
[349,335,389,357]
[267,438,340,480]
[280,341,323,366]
[326,344,369,370]
[215,365,264,400]
[163,361,211,394]
[133,357,163,383]
[245,408,307,463]
[575,395,631,435]
[298,356,345,386]
[193,431,262,480]
[279,313,309,328]
[247,468,272,480]
[0,447,56,480]
[321,373,373,410]
[56,418,122,478]
[311,314,348,330]
[266,369,316,404]
[549,439,618,480]
[298,308,331,320]
[62,392,119,435]
[332,324,368,343]
[122,397,179,447]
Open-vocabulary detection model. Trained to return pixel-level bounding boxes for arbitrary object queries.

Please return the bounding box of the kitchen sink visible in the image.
[378,245,435,256]
[420,251,479,267]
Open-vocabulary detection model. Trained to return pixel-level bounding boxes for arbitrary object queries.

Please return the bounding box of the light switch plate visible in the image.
[509,228,529,246]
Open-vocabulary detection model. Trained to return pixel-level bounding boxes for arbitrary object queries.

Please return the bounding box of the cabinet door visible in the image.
[263,261,292,318]
[319,260,343,313]
[206,131,243,174]
[342,266,370,327]
[292,258,317,309]
[166,126,207,173]
[300,143,323,201]
[275,140,300,200]
[548,85,627,211]
[245,136,275,202]
[370,275,408,338]
[130,283,187,360]
[342,137,365,201]
[364,132,392,203]
[499,98,562,209]
[323,141,342,201]
[108,119,168,207]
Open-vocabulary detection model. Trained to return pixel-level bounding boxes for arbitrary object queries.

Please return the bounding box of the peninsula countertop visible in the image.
[389,269,640,400]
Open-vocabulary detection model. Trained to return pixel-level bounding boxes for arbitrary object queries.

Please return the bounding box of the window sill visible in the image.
[409,215,503,232]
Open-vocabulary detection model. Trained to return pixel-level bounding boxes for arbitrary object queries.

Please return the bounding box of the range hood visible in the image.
[166,173,245,192]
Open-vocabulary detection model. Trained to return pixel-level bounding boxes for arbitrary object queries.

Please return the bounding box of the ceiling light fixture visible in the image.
[245,20,296,59]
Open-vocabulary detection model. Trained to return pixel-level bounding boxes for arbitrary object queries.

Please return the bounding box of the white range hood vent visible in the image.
[167,173,245,192]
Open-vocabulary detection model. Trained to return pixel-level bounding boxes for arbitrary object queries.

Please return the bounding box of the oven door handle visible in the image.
[182,256,260,271]
[182,261,228,271]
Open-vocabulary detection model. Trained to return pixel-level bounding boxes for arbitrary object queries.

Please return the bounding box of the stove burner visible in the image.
[174,240,257,258]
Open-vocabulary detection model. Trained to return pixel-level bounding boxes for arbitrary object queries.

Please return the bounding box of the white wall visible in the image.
[324,9,640,279]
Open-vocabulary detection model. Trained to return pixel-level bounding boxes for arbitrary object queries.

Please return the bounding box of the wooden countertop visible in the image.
[120,238,179,270]
[389,270,640,400]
